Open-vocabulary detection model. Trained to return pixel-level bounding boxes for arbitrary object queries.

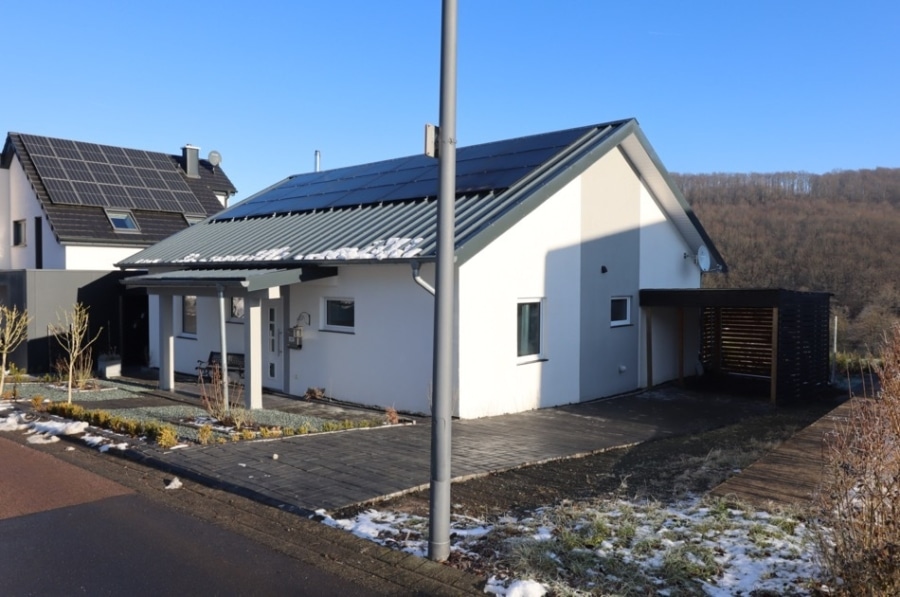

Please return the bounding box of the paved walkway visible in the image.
[123,384,775,515]
[711,398,852,507]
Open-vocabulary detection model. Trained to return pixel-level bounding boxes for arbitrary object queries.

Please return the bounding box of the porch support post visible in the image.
[243,294,263,409]
[645,307,653,388]
[216,285,230,411]
[158,294,175,391]
[677,307,685,386]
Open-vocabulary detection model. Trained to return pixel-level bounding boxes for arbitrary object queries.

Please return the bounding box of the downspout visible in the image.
[411,261,435,296]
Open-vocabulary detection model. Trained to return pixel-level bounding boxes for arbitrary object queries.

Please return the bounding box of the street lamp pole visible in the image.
[428,0,457,563]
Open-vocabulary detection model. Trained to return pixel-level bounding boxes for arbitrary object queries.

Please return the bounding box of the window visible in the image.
[12,220,26,246]
[611,296,632,327]
[182,295,197,335]
[106,210,139,232]
[323,298,355,332]
[517,299,544,360]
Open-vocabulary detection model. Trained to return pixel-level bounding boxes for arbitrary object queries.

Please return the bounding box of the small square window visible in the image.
[517,299,544,360]
[323,298,355,332]
[182,295,197,335]
[611,296,632,327]
[106,210,140,232]
[12,220,26,246]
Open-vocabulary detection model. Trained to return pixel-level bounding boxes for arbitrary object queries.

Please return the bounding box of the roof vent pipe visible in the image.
[315,150,321,173]
[182,144,200,178]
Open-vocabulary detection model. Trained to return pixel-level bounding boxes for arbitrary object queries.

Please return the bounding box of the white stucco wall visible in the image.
[638,181,703,385]
[64,245,144,270]
[287,264,435,414]
[638,185,699,290]
[4,157,46,269]
[457,178,583,419]
[0,167,9,267]
[159,293,248,376]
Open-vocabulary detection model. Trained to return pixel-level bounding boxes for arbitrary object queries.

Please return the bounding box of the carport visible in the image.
[640,288,831,405]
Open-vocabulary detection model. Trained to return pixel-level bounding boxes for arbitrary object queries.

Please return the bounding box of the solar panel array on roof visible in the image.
[20,134,206,215]
[216,125,597,221]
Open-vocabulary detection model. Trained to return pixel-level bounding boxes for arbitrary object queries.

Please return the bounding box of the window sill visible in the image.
[517,357,548,366]
[320,328,355,335]
[177,334,198,340]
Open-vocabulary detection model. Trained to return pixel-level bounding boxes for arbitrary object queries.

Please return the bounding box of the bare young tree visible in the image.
[0,304,31,397]
[50,303,102,404]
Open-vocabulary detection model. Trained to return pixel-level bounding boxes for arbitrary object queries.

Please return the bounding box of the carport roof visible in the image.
[640,288,831,309]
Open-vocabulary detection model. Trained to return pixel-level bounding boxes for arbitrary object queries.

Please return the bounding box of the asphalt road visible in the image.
[0,436,378,596]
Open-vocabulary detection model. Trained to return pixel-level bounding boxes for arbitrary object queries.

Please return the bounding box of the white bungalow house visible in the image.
[0,133,236,372]
[117,118,726,418]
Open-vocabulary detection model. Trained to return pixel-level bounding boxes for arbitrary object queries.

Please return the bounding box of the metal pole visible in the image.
[216,285,230,412]
[428,0,457,563]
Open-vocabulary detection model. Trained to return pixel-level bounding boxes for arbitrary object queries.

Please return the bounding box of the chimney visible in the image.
[182,144,200,178]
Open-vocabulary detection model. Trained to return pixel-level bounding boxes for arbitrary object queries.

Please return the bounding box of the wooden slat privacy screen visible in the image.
[641,289,831,405]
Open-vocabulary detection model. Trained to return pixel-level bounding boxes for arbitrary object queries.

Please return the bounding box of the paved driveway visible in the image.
[127,384,775,514]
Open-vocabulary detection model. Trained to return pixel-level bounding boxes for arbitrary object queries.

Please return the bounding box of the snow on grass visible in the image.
[317,496,824,596]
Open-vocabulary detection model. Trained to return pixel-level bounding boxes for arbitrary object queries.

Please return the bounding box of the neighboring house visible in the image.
[0,133,236,372]
[118,118,726,418]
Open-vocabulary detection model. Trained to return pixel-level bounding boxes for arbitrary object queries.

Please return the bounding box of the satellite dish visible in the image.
[208,150,222,168]
[696,245,711,272]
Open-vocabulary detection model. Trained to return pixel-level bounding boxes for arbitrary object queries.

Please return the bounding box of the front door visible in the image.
[262,299,284,390]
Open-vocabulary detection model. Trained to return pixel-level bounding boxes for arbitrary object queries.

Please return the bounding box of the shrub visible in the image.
[814,323,900,595]
[30,395,45,410]
[155,425,179,449]
[197,424,213,445]
[385,406,400,425]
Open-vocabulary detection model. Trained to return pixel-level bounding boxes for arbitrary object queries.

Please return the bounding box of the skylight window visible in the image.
[105,210,140,232]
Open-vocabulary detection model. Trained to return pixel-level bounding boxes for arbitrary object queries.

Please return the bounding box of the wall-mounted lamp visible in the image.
[601,265,608,274]
[289,312,311,349]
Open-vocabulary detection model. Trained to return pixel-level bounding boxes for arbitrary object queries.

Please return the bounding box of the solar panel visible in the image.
[213,124,601,221]
[19,134,209,216]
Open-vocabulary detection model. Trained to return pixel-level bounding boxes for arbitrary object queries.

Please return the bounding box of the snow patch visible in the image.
[297,237,424,261]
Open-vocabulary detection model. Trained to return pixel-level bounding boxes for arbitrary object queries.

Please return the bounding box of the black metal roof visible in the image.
[2,132,237,246]
[119,119,727,273]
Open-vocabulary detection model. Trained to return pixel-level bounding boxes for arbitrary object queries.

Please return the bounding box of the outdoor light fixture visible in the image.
[289,312,311,349]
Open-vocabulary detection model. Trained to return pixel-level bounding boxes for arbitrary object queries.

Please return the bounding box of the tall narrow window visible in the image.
[323,298,355,332]
[12,220,26,246]
[182,295,197,335]
[517,299,543,360]
[610,296,632,327]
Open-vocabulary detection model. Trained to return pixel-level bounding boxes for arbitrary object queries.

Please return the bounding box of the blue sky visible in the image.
[3,1,897,202]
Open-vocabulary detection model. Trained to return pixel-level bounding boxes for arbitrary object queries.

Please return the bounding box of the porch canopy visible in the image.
[640,288,831,405]
[122,266,336,408]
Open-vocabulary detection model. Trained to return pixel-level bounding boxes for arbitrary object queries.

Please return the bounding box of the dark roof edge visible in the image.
[627,126,728,274]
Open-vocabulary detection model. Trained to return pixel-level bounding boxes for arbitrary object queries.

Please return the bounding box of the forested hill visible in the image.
[673,168,900,353]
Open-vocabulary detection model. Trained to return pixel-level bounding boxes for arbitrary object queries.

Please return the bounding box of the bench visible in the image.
[197,351,245,382]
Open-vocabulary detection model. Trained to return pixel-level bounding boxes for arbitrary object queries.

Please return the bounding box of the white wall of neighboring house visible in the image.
[64,245,143,270]
[287,264,435,414]
[4,158,44,269]
[0,166,9,267]
[457,178,583,419]
[2,155,143,271]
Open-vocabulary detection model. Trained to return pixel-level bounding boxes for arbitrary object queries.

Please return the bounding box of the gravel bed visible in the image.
[5,382,143,402]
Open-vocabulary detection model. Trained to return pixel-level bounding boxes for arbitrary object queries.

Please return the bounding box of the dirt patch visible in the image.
[336,398,841,521]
